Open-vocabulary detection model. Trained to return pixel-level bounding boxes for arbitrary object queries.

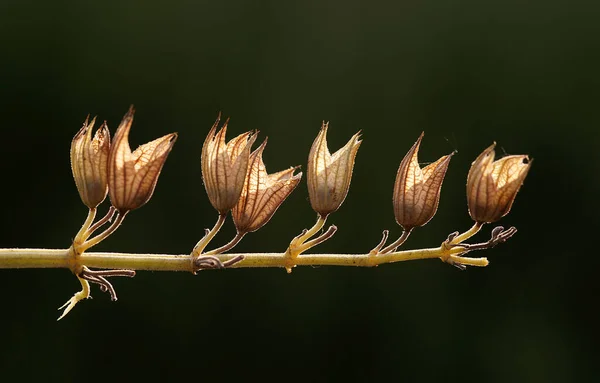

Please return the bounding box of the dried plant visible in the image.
[0,107,532,319]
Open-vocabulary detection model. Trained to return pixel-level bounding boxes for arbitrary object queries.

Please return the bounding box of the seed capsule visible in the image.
[201,115,256,214]
[307,122,361,217]
[232,139,302,233]
[71,116,110,209]
[467,143,531,223]
[393,132,454,229]
[108,106,177,213]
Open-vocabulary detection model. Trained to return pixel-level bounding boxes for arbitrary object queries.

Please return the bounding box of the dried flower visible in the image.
[393,133,454,229]
[467,143,531,223]
[232,139,302,233]
[202,115,257,214]
[108,106,177,213]
[71,116,110,208]
[307,122,361,217]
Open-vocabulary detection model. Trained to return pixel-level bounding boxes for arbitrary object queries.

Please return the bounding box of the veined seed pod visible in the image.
[71,116,110,209]
[232,139,302,233]
[202,115,256,215]
[307,122,361,217]
[467,143,531,223]
[108,106,177,213]
[393,132,454,229]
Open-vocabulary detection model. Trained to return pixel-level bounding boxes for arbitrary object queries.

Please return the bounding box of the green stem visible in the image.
[81,212,127,251]
[450,222,484,245]
[74,208,97,244]
[0,244,485,272]
[296,214,327,245]
[204,231,246,255]
[379,228,413,254]
[191,214,227,257]
[86,206,117,238]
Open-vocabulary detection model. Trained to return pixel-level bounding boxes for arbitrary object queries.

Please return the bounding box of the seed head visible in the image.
[307,122,361,217]
[108,106,177,213]
[232,139,302,233]
[467,143,531,223]
[71,116,110,209]
[393,133,454,230]
[201,114,257,214]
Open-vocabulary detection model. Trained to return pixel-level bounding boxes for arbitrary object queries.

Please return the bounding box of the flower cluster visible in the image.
[71,106,177,214]
[62,108,532,319]
[62,106,177,319]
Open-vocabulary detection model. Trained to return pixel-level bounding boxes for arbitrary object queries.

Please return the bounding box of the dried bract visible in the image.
[202,115,256,214]
[108,107,177,213]
[71,116,110,208]
[232,139,302,233]
[393,133,454,229]
[467,143,531,223]
[307,122,361,217]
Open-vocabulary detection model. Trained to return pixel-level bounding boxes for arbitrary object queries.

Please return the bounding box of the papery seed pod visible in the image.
[232,139,302,233]
[467,143,531,223]
[307,122,361,217]
[393,132,454,230]
[108,106,177,213]
[71,116,110,209]
[202,114,257,214]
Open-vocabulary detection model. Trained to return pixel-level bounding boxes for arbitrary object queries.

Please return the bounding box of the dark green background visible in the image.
[0,0,598,381]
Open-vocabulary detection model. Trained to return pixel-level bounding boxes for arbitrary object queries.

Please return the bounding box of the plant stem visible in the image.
[74,208,97,244]
[450,222,483,245]
[57,275,90,321]
[86,206,117,238]
[204,231,246,255]
[191,214,227,257]
[296,214,327,244]
[379,228,413,254]
[284,214,331,272]
[297,225,337,253]
[81,211,127,251]
[0,245,485,272]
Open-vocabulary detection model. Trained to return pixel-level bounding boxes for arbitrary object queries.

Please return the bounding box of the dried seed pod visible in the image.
[108,106,177,213]
[307,122,361,217]
[71,116,110,208]
[202,115,256,214]
[232,139,302,233]
[393,133,454,230]
[467,143,531,223]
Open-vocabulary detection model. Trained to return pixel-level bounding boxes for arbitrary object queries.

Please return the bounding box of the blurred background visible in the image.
[0,0,598,381]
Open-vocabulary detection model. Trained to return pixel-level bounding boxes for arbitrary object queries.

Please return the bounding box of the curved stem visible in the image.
[285,214,330,273]
[450,222,484,245]
[296,214,327,245]
[81,211,127,251]
[191,214,227,257]
[80,266,136,301]
[298,225,337,253]
[204,231,246,255]
[85,206,117,238]
[370,230,389,254]
[380,228,413,254]
[74,208,97,244]
[57,275,90,321]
